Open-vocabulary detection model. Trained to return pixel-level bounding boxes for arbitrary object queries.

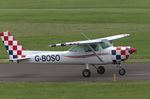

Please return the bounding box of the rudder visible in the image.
[0,31,26,60]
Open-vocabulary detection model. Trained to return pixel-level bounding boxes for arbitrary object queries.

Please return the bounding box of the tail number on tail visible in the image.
[35,55,60,62]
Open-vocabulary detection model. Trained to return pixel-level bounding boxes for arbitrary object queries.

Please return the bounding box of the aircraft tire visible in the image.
[82,69,91,77]
[119,68,126,76]
[97,66,105,74]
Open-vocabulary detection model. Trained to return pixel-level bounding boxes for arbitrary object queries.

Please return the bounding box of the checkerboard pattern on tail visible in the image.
[112,47,130,64]
[0,31,26,60]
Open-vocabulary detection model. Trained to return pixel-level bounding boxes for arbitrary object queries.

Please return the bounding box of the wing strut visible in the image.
[81,33,103,62]
[87,44,103,62]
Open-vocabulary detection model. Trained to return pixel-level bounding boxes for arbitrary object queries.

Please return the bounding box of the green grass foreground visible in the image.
[0,81,149,99]
[0,0,150,59]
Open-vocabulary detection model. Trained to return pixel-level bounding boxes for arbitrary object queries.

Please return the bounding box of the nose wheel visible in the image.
[117,63,126,76]
[119,68,126,76]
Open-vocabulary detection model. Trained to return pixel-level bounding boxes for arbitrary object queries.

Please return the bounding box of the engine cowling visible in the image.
[111,46,136,64]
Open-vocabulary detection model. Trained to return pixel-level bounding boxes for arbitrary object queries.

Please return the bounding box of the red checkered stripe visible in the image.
[0,32,26,59]
[112,47,130,63]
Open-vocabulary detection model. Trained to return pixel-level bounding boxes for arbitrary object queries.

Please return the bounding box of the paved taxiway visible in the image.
[0,63,149,82]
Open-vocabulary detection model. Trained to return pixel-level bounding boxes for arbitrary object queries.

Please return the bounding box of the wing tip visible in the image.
[49,44,56,47]
[123,34,130,36]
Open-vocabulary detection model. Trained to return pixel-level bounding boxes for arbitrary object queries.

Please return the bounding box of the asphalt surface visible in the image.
[0,63,149,82]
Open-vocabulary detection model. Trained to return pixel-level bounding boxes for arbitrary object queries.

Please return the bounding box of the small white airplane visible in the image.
[0,31,136,77]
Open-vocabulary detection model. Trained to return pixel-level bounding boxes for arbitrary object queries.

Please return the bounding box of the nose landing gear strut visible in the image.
[118,63,126,76]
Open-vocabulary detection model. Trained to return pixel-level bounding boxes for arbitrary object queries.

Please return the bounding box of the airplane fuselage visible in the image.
[22,47,113,65]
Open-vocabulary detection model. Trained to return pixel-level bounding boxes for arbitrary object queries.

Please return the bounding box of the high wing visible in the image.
[49,34,130,47]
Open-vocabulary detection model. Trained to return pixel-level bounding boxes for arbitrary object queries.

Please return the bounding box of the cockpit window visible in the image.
[69,44,99,52]
[84,44,99,52]
[69,46,84,52]
[100,41,112,49]
[69,41,112,52]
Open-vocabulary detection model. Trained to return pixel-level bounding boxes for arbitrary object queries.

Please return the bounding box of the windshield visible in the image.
[100,41,112,49]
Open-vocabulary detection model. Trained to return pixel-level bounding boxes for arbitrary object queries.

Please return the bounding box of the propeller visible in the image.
[129,48,137,54]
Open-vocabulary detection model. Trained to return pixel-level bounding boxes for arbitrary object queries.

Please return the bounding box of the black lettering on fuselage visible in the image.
[34,55,60,62]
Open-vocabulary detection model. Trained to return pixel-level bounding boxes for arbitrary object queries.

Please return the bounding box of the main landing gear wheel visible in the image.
[82,69,91,77]
[97,66,105,74]
[119,68,126,76]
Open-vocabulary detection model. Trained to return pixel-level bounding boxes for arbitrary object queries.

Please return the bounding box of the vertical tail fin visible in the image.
[0,31,26,60]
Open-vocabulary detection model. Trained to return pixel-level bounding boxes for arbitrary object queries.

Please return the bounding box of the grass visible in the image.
[1,8,150,24]
[0,81,149,99]
[0,0,150,60]
[1,0,150,9]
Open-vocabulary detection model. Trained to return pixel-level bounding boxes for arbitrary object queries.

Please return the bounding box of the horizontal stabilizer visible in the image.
[9,57,30,61]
